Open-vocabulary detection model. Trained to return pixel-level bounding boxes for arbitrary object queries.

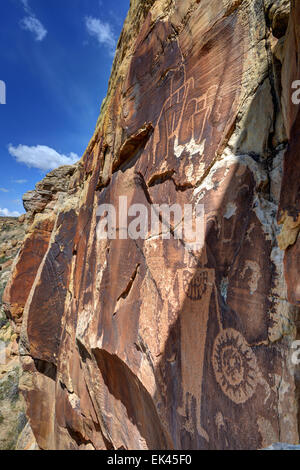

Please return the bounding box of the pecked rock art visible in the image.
[181,255,260,411]
[3,0,300,450]
[212,328,259,405]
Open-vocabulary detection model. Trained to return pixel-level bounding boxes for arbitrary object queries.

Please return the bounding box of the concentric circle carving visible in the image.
[212,329,258,404]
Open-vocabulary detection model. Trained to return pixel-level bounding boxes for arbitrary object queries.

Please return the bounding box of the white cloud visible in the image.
[8,144,79,172]
[0,188,9,193]
[85,16,116,56]
[20,0,30,12]
[0,208,21,217]
[19,0,47,42]
[20,16,47,41]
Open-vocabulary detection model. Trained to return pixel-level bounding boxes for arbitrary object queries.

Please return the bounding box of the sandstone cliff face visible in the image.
[3,0,300,449]
[3,165,77,331]
[0,167,76,450]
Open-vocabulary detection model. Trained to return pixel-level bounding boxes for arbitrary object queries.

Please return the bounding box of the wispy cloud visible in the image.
[0,188,9,193]
[19,0,47,42]
[0,208,21,217]
[20,0,30,12]
[20,17,47,41]
[8,144,79,172]
[85,16,116,56]
[12,179,28,184]
[11,199,23,205]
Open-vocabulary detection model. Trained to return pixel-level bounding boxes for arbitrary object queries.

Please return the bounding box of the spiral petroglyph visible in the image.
[212,329,258,404]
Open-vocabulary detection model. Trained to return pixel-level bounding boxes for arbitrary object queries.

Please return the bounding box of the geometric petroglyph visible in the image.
[183,269,208,301]
[212,329,259,404]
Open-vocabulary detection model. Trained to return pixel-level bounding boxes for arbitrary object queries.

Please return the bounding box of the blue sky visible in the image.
[0,0,129,216]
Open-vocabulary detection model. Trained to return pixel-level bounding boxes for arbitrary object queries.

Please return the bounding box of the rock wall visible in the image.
[3,0,300,449]
[0,167,76,450]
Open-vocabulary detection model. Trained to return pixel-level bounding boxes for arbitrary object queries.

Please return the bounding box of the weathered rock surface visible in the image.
[3,0,300,450]
[277,1,300,307]
[22,165,77,214]
[265,0,290,38]
[0,217,27,449]
[0,166,77,450]
[4,165,77,328]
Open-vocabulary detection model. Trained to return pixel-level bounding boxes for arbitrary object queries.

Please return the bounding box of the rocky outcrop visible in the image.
[22,166,77,214]
[3,0,300,450]
[0,217,27,450]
